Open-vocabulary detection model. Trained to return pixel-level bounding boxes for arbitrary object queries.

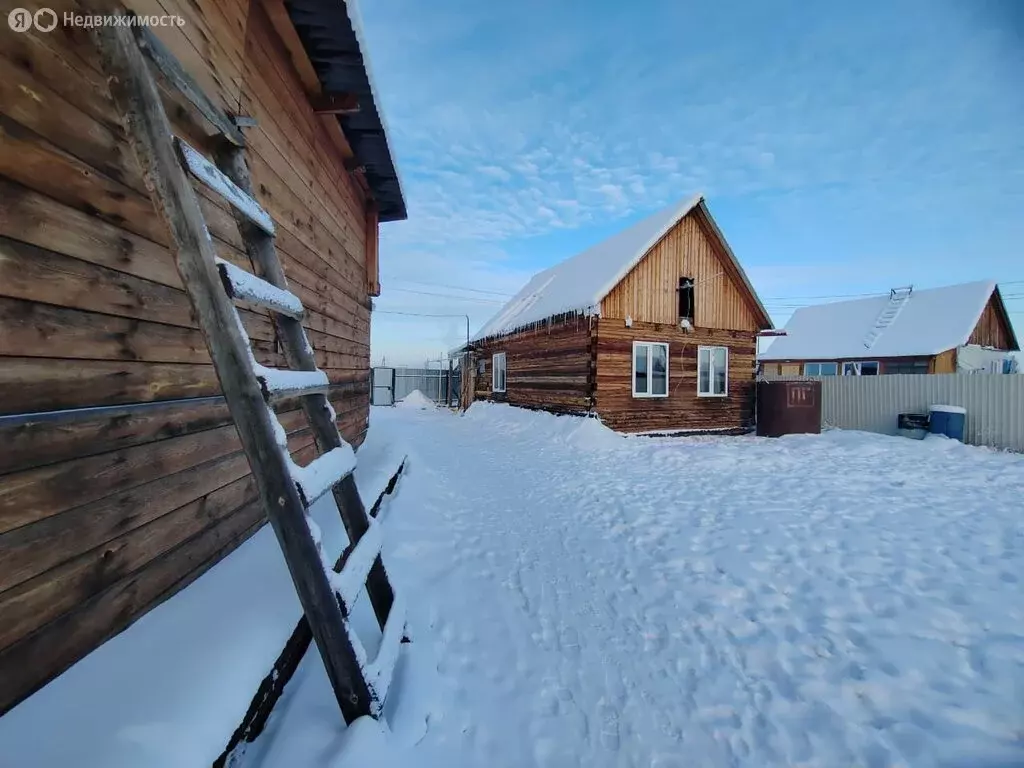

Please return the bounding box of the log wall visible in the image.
[0,0,376,715]
[472,317,593,414]
[594,319,758,433]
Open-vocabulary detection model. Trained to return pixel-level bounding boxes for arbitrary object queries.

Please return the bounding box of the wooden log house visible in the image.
[0,0,405,716]
[759,281,1019,376]
[467,196,774,433]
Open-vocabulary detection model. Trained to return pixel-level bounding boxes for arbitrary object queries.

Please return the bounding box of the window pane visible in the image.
[820,363,838,376]
[804,363,818,376]
[842,362,856,375]
[861,362,879,376]
[713,347,727,394]
[634,345,649,394]
[651,345,667,395]
[698,348,711,393]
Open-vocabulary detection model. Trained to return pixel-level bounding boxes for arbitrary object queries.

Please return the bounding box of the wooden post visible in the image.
[447,358,454,407]
[94,18,371,721]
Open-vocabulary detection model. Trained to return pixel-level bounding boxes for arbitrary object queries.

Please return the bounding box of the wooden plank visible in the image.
[94,17,372,721]
[177,138,274,234]
[0,468,258,652]
[0,296,278,364]
[0,52,140,193]
[366,204,379,297]
[310,93,360,115]
[0,176,180,287]
[0,238,278,341]
[0,409,301,534]
[0,235,194,327]
[0,447,250,595]
[0,435,311,654]
[0,112,169,246]
[0,496,266,717]
[133,20,245,145]
[0,357,219,415]
[0,396,232,476]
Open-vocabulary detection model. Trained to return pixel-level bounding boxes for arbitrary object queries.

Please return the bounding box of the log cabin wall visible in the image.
[761,356,941,376]
[472,318,593,415]
[601,208,762,332]
[594,319,757,433]
[0,0,377,715]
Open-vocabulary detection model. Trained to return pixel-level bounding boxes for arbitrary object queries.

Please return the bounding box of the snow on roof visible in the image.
[760,280,998,361]
[472,195,705,341]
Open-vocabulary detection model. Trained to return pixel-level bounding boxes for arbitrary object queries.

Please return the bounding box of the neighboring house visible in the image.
[466,195,773,433]
[0,0,403,715]
[759,281,1019,377]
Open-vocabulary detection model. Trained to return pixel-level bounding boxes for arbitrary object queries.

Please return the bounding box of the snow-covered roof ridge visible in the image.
[760,280,1006,361]
[471,194,770,342]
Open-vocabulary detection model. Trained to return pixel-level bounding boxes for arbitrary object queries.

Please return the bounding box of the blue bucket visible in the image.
[929,405,966,442]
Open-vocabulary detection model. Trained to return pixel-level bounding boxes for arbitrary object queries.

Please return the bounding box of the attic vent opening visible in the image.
[678,277,695,322]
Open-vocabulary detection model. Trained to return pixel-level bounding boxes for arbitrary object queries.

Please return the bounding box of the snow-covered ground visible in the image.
[248,403,1024,768]
[0,442,406,768]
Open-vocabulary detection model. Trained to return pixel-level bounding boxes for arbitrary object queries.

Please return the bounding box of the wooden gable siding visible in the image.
[473,319,593,415]
[0,0,377,715]
[594,318,757,433]
[600,210,761,332]
[967,293,1016,350]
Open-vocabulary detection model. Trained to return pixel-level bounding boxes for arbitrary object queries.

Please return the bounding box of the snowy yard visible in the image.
[252,401,1024,768]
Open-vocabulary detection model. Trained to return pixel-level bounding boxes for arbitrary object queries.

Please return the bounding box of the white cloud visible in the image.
[357,0,1024,362]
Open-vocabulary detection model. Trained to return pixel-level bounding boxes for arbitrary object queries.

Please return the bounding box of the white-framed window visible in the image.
[804,362,838,376]
[492,352,506,393]
[632,342,668,397]
[842,361,879,376]
[697,346,728,396]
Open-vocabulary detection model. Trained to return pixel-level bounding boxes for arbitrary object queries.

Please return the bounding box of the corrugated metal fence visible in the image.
[394,368,460,406]
[763,374,1024,451]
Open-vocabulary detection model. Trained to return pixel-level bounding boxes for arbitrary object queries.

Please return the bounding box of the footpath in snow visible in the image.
[249,403,1024,768]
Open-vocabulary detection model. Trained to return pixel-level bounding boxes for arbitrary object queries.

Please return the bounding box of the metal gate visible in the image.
[393,367,462,407]
[371,367,396,406]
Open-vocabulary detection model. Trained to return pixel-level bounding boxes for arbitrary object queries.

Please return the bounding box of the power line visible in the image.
[373,309,472,318]
[382,286,504,304]
[381,277,514,297]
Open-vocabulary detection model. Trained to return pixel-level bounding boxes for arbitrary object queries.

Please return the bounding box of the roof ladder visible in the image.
[94,15,406,723]
[863,285,913,350]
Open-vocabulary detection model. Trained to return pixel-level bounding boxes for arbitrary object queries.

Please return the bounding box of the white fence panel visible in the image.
[764,374,1024,451]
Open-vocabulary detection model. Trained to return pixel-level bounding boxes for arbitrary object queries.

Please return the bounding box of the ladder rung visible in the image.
[218,260,304,319]
[176,138,275,235]
[330,522,383,613]
[291,444,356,507]
[254,364,330,401]
[365,594,406,715]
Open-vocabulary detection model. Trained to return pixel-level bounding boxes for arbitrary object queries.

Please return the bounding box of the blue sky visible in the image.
[359,0,1024,365]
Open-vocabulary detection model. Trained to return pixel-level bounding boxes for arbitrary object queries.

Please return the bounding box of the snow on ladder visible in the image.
[93,15,406,724]
[863,285,913,350]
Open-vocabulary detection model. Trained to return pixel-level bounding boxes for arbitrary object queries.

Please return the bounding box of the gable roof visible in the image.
[472,195,771,341]
[760,280,1016,361]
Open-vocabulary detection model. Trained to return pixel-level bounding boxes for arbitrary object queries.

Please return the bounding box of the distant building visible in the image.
[759,281,1019,376]
[464,196,773,433]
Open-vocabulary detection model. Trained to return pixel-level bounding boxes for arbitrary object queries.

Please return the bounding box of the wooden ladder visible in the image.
[93,15,405,723]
